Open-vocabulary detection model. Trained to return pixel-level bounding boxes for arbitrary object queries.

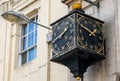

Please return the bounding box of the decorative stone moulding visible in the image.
[61,0,75,5]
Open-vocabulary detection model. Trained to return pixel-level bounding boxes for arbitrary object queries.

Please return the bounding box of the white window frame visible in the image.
[18,14,38,66]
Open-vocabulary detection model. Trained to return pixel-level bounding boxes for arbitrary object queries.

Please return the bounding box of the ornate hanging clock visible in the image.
[51,3,105,79]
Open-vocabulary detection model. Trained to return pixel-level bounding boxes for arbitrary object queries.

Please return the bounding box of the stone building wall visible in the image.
[0,0,120,81]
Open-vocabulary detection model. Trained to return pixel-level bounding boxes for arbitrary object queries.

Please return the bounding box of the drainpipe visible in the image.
[114,0,119,74]
[47,0,51,81]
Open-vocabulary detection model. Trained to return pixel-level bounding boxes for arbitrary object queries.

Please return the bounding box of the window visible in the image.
[19,15,38,65]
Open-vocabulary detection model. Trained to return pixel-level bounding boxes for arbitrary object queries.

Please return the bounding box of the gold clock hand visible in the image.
[89,29,97,36]
[80,24,95,36]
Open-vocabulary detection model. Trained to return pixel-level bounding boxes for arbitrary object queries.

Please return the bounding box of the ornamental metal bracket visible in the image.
[61,0,100,8]
[84,0,100,8]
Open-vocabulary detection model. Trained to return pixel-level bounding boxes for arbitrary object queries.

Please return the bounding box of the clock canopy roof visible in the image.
[51,9,104,26]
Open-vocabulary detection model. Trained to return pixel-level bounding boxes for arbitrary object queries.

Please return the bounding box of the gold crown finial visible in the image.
[76,76,81,80]
[72,3,82,10]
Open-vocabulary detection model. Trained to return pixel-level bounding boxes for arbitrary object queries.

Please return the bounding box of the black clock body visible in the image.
[51,9,105,78]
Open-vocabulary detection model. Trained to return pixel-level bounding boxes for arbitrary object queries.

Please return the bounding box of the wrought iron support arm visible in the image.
[61,0,100,8]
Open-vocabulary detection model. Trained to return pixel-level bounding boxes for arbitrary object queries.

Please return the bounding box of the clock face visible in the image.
[52,18,75,55]
[77,17,104,54]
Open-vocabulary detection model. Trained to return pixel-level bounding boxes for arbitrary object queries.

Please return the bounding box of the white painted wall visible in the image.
[0,0,120,81]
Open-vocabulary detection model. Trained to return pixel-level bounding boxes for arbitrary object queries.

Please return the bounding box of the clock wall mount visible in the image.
[51,2,105,80]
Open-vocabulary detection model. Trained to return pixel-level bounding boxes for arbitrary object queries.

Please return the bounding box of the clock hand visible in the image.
[60,26,69,38]
[89,29,97,36]
[52,26,69,43]
[80,24,95,36]
[52,34,61,43]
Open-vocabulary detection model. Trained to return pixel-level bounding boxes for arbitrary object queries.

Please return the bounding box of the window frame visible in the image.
[18,13,38,66]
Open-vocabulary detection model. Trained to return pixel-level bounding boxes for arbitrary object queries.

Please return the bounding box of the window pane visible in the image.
[22,24,27,35]
[35,47,37,56]
[31,17,35,21]
[23,37,27,50]
[21,52,27,65]
[34,30,37,44]
[28,32,34,47]
[35,22,38,29]
[36,15,38,21]
[35,16,38,29]
[28,48,35,61]
[28,22,34,32]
